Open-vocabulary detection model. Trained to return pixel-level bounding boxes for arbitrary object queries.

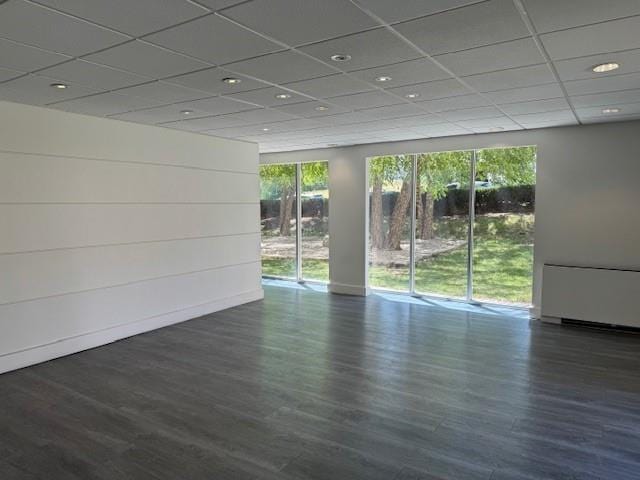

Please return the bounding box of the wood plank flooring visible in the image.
[1,285,639,479]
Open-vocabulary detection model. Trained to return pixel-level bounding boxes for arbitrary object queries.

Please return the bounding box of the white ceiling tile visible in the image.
[224,86,309,107]
[434,38,544,76]
[349,58,452,87]
[256,118,325,132]
[0,0,128,56]
[0,67,24,82]
[374,115,446,128]
[511,110,577,125]
[462,64,555,92]
[353,0,484,24]
[328,90,403,110]
[393,0,530,56]
[576,102,640,119]
[84,41,210,78]
[48,91,157,116]
[299,28,421,72]
[519,119,578,129]
[273,101,351,118]
[195,0,246,10]
[177,96,257,115]
[554,49,640,82]
[417,94,491,112]
[0,38,71,72]
[563,72,640,96]
[165,67,269,95]
[540,16,640,60]
[386,78,474,101]
[358,103,425,119]
[410,123,469,136]
[0,74,100,105]
[221,0,378,46]
[313,111,377,125]
[484,83,564,104]
[224,50,337,84]
[159,117,235,131]
[38,60,150,90]
[282,74,374,99]
[455,115,520,129]
[32,0,208,36]
[441,106,504,122]
[214,108,299,126]
[580,112,640,124]
[500,98,570,115]
[145,15,282,65]
[108,104,212,124]
[113,81,207,104]
[570,89,640,108]
[523,0,640,34]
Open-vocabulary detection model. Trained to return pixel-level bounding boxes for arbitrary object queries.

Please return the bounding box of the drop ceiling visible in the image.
[1,0,639,153]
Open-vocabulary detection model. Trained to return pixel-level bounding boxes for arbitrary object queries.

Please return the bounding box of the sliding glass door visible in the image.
[368,146,536,306]
[260,161,329,283]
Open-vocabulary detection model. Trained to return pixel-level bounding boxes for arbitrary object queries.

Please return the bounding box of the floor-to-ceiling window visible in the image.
[368,146,536,306]
[260,161,329,283]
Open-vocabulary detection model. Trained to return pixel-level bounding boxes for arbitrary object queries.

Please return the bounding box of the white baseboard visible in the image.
[329,282,370,296]
[0,288,264,375]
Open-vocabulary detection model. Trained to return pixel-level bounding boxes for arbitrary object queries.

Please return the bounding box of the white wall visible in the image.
[0,101,262,374]
[261,120,640,316]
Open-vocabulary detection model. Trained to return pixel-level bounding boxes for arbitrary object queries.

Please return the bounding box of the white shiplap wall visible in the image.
[0,101,262,373]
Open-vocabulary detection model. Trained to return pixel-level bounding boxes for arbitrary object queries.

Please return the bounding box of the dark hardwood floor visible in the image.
[1,285,639,480]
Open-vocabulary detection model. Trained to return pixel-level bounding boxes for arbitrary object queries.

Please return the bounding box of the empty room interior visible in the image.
[2,0,640,478]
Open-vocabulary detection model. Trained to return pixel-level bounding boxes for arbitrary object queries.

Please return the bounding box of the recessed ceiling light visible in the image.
[275,93,292,99]
[602,107,621,114]
[489,127,504,132]
[262,127,270,131]
[330,53,351,62]
[315,105,329,111]
[222,77,242,85]
[328,143,339,147]
[375,75,392,82]
[50,82,68,89]
[592,62,620,73]
[405,93,420,99]
[180,109,194,115]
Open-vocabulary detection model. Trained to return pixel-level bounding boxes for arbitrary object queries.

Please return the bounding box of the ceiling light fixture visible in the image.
[330,53,351,62]
[602,107,621,114]
[375,75,392,82]
[275,93,292,99]
[180,109,194,115]
[489,127,505,132]
[405,93,420,99]
[315,105,329,111]
[222,77,242,85]
[328,143,339,147]
[592,62,620,73]
[50,82,68,89]
[262,128,270,131]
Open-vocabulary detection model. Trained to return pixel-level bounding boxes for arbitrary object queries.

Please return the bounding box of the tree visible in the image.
[260,162,329,237]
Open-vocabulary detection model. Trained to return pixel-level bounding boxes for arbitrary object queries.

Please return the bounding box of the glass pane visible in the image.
[259,164,297,279]
[368,155,413,291]
[472,146,536,305]
[301,161,329,282]
[414,151,472,299]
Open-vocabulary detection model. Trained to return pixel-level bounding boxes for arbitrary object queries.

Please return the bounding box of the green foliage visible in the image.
[260,164,296,199]
[476,146,536,186]
[369,155,412,185]
[301,161,329,191]
[417,150,472,200]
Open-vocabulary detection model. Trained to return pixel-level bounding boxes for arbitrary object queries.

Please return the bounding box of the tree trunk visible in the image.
[419,191,435,239]
[370,180,384,249]
[385,178,412,250]
[279,186,294,236]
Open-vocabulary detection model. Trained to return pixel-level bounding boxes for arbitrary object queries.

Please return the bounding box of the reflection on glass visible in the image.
[414,151,472,299]
[368,155,414,291]
[259,164,297,279]
[301,162,329,282]
[472,146,536,305]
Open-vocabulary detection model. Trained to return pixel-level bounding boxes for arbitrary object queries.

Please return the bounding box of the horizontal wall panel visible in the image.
[0,102,258,173]
[0,203,259,254]
[0,262,261,356]
[0,234,260,304]
[0,152,258,204]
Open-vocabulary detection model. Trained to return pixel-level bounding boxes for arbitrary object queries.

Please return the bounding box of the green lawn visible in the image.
[262,214,534,305]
